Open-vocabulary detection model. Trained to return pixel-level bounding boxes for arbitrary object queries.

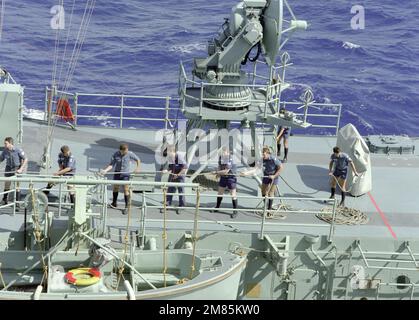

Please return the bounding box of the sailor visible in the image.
[241,146,283,211]
[0,137,28,209]
[211,147,238,219]
[276,108,290,162]
[44,145,76,204]
[101,143,141,212]
[161,144,188,214]
[328,146,359,207]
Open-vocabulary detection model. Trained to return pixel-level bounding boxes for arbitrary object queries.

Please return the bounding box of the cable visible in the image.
[279,175,321,195]
[57,0,77,90]
[50,0,64,98]
[248,42,261,62]
[44,0,97,167]
[0,0,5,41]
[241,42,261,65]
[330,172,363,193]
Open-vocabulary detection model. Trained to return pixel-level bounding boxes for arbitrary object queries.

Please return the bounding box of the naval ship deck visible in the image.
[1,118,418,242]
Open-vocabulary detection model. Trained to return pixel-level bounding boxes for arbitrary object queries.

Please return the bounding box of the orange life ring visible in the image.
[56,98,75,122]
[64,267,101,286]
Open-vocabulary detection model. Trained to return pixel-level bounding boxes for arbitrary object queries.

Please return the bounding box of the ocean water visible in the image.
[0,0,418,136]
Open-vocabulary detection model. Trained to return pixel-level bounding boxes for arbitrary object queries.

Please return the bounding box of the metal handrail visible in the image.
[44,87,175,130]
[42,60,341,135]
[375,282,419,300]
[0,175,340,242]
[179,61,342,134]
[356,241,419,272]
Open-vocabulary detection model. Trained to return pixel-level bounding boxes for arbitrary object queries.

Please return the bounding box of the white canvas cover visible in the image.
[336,124,372,196]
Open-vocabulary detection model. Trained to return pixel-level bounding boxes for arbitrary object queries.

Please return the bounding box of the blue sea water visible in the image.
[0,0,418,136]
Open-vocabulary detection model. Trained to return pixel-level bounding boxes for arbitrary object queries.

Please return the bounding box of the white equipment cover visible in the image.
[336,124,372,196]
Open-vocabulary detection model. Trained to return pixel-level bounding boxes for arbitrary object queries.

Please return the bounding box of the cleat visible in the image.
[121,208,127,215]
[282,158,288,163]
[210,208,219,213]
[230,211,238,219]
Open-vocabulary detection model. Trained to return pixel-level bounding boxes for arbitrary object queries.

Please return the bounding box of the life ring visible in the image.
[64,267,101,286]
[56,98,75,122]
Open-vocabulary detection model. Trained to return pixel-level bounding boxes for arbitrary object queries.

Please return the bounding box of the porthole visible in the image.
[396,275,410,290]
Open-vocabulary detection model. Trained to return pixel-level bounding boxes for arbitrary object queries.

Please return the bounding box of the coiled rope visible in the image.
[315,173,369,225]
[316,206,369,225]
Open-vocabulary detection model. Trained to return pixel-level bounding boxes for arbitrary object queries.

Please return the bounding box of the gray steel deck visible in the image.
[1,118,419,240]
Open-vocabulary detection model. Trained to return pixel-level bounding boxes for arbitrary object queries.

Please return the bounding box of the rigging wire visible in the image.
[63,0,96,91]
[57,0,77,90]
[44,0,96,168]
[50,0,64,106]
[0,0,5,41]
[62,0,96,94]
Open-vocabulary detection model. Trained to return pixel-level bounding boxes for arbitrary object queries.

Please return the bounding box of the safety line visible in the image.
[368,192,397,239]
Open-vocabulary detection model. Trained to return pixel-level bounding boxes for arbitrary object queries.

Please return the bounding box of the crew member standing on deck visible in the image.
[276,125,290,162]
[101,143,141,213]
[241,146,283,211]
[162,144,188,214]
[276,108,290,162]
[44,145,76,204]
[211,147,238,219]
[0,137,28,209]
[328,146,359,207]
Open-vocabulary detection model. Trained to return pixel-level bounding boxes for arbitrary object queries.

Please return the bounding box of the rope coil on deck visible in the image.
[316,206,369,225]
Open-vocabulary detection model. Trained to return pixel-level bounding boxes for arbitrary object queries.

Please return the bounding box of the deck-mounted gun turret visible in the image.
[192,0,307,110]
[179,0,315,135]
[177,0,317,168]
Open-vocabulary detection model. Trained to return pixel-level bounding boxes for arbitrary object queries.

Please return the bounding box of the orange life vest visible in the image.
[56,98,75,122]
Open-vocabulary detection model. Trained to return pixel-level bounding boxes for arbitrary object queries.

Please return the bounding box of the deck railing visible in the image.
[44,87,175,130]
[179,60,342,135]
[43,58,342,135]
[0,174,340,243]
[2,176,419,300]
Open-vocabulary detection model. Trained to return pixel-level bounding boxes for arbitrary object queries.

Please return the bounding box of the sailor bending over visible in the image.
[44,145,76,204]
[328,146,359,207]
[276,124,290,163]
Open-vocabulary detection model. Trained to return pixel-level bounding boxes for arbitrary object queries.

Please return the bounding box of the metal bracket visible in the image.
[264,235,289,276]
